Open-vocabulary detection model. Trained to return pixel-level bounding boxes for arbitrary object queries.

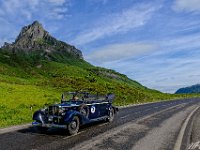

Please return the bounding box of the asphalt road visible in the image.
[1,98,200,150]
[186,106,200,150]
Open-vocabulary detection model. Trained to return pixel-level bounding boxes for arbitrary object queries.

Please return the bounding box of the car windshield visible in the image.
[61,92,114,101]
[61,92,82,101]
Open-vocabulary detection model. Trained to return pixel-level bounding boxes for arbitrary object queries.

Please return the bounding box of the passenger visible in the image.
[72,95,79,100]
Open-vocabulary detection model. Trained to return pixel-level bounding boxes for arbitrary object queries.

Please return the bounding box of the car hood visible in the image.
[51,102,81,108]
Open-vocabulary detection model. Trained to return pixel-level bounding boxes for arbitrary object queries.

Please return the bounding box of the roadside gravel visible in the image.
[0,123,31,134]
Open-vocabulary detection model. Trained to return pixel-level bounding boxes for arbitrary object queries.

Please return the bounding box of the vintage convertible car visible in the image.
[32,92,118,135]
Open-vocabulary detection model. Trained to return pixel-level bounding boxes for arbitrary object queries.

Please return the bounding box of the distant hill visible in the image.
[0,21,181,127]
[175,84,200,94]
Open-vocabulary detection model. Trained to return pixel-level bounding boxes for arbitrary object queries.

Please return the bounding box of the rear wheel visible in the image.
[67,116,80,135]
[107,108,115,122]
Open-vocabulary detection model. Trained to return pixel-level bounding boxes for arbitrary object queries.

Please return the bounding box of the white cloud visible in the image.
[173,0,200,13]
[87,0,108,5]
[0,0,69,20]
[72,3,160,45]
[0,0,70,46]
[103,52,200,93]
[49,0,66,5]
[157,34,200,55]
[92,31,200,93]
[143,57,200,93]
[86,42,157,63]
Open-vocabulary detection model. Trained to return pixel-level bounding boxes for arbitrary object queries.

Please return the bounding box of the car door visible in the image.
[88,103,101,119]
[99,102,109,117]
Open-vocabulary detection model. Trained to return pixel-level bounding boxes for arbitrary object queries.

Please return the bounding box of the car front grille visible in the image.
[48,106,59,116]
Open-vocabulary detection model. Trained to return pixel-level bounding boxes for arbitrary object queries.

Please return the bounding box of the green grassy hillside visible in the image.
[0,49,199,127]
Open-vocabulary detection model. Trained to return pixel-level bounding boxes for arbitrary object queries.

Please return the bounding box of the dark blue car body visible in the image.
[32,92,118,135]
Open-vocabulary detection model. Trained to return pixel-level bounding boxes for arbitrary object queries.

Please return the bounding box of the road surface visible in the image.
[1,98,200,150]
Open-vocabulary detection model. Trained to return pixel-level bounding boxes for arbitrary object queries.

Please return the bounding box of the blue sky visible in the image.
[0,0,200,93]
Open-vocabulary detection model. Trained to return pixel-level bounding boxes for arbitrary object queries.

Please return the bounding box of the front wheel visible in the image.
[107,108,115,122]
[67,116,80,135]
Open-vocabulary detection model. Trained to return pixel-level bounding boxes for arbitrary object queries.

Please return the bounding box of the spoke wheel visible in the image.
[67,116,80,135]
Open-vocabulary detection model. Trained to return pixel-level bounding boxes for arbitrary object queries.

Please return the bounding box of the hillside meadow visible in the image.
[0,51,199,127]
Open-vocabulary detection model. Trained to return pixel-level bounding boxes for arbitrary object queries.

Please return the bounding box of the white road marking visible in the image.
[173,106,200,150]
[71,103,188,150]
[188,141,200,150]
[145,108,152,111]
[98,123,109,127]
[132,105,197,150]
[120,115,130,119]
[120,103,183,119]
[162,104,171,107]
[63,130,86,139]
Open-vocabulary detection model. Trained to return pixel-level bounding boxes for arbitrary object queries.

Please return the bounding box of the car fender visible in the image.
[111,106,119,114]
[33,110,46,124]
[63,110,89,125]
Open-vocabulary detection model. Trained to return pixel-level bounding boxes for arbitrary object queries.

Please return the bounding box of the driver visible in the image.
[72,95,79,100]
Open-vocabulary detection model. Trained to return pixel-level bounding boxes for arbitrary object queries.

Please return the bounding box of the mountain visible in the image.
[1,21,83,60]
[0,21,181,127]
[175,84,200,94]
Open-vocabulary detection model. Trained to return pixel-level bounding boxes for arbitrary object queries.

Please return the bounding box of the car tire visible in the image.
[67,116,80,135]
[107,107,115,122]
[78,104,89,118]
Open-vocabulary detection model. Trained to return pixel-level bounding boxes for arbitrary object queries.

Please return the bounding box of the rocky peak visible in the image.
[14,21,48,48]
[16,21,45,41]
[1,21,83,59]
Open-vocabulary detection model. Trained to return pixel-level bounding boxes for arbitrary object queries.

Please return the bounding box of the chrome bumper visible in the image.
[32,121,67,129]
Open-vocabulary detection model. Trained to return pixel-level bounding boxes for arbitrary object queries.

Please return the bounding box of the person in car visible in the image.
[72,95,79,100]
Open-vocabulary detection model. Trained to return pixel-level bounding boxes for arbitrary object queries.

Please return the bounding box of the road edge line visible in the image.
[173,106,200,150]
